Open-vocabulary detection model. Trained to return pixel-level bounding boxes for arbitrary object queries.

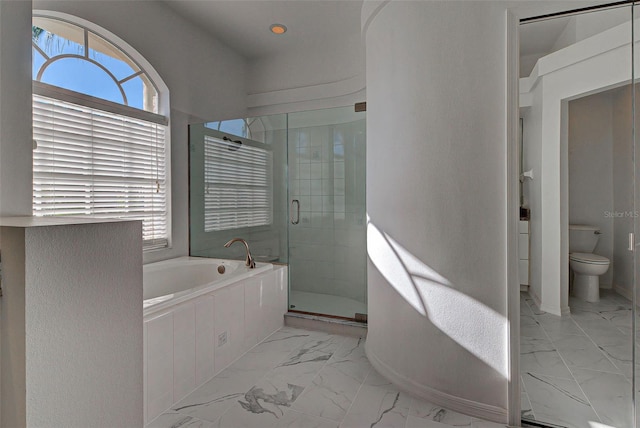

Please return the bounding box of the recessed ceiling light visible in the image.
[270,24,287,35]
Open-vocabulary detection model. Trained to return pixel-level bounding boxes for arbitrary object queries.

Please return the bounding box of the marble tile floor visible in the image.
[520,290,634,428]
[148,326,508,428]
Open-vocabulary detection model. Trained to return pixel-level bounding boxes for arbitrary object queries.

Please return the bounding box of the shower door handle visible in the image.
[290,199,300,224]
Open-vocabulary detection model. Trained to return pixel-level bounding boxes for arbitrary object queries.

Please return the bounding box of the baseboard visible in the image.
[614,284,632,301]
[528,287,541,309]
[364,344,508,424]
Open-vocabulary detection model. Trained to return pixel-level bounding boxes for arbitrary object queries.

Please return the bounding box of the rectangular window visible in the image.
[33,93,169,250]
[203,135,272,232]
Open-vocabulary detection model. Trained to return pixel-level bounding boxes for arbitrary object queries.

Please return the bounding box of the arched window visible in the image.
[31,14,170,250]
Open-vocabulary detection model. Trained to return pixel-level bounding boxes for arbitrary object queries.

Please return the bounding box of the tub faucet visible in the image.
[224,238,256,268]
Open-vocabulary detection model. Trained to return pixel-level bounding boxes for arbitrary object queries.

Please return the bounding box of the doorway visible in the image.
[517,3,637,427]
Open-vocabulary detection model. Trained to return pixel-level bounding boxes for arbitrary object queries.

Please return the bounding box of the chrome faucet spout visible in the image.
[223,238,256,268]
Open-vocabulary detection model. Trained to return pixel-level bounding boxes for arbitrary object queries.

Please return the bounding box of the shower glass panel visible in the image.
[189,114,289,263]
[189,106,367,320]
[520,4,635,427]
[287,107,366,319]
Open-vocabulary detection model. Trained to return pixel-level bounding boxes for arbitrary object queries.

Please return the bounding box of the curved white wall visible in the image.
[363,1,508,422]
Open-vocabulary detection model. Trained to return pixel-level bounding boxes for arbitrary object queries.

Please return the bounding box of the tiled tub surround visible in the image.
[520,290,634,428]
[149,327,507,428]
[143,258,288,424]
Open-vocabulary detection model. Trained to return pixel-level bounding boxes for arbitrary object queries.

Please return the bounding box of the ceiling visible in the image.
[163,0,364,59]
[519,16,571,58]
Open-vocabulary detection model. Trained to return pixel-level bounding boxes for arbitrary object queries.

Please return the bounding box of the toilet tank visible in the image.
[569,224,600,253]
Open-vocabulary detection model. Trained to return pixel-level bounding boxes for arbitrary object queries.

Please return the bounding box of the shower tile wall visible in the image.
[288,120,366,306]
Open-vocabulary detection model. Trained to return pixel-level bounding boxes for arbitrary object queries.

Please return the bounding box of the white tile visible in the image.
[174,303,197,403]
[408,400,473,426]
[146,312,174,422]
[552,334,620,373]
[292,362,362,421]
[172,365,267,423]
[520,344,573,379]
[340,383,411,428]
[521,392,534,421]
[522,372,599,428]
[214,283,245,373]
[147,411,216,428]
[275,410,338,428]
[572,368,633,428]
[195,295,216,386]
[244,277,263,351]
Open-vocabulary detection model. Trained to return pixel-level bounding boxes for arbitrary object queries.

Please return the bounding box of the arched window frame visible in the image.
[31,11,172,251]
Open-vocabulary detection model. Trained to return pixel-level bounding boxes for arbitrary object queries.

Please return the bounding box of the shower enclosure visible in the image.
[189,106,366,321]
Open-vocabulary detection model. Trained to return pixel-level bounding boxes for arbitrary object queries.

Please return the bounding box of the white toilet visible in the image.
[569,224,610,303]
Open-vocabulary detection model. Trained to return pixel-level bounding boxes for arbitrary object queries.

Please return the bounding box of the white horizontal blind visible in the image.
[204,135,272,232]
[33,94,169,250]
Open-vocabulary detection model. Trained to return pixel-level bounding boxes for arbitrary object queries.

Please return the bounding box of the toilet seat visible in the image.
[569,252,609,265]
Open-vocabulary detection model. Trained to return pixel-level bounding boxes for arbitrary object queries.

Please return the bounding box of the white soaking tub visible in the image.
[143,256,272,315]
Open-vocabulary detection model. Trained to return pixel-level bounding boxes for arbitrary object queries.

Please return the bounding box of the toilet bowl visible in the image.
[568,224,610,303]
[569,252,609,303]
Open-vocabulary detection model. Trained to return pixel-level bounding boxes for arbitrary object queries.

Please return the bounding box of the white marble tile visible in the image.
[598,342,632,377]
[147,411,216,428]
[252,328,316,354]
[572,319,627,343]
[520,344,573,379]
[519,324,547,341]
[340,383,411,428]
[520,392,534,421]
[214,377,305,428]
[536,314,584,339]
[522,372,599,428]
[408,400,473,426]
[275,410,338,428]
[552,334,620,373]
[572,368,633,428]
[470,420,509,428]
[291,361,364,421]
[172,365,268,423]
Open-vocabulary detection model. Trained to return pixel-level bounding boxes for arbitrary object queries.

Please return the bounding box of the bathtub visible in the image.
[143,256,273,315]
[142,256,287,425]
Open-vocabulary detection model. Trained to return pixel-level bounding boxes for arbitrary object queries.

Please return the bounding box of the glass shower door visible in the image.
[286,106,367,320]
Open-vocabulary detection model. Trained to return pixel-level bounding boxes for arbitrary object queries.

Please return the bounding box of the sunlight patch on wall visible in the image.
[367,217,508,377]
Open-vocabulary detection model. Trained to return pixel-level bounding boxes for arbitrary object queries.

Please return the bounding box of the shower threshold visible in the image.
[288,290,367,321]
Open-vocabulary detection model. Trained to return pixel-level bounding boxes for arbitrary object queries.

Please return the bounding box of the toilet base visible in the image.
[572,273,600,303]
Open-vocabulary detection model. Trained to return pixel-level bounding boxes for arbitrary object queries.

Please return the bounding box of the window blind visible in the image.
[203,135,272,232]
[33,93,169,250]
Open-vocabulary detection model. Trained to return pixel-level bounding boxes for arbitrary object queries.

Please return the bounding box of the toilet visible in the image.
[569,224,610,303]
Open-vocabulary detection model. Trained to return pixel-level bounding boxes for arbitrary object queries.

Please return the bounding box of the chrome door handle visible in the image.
[290,199,300,224]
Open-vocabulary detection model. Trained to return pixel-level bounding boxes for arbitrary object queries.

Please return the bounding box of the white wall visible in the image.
[1,220,143,428]
[246,32,365,116]
[0,0,33,217]
[364,1,509,421]
[33,0,249,264]
[568,92,614,287]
